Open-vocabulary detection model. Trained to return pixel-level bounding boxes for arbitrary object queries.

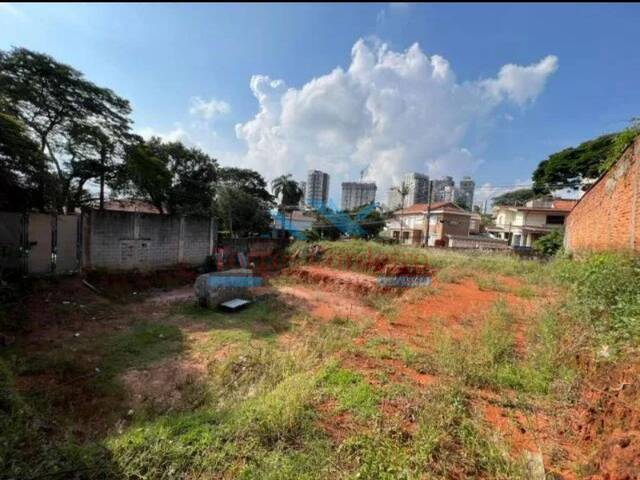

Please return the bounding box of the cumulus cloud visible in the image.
[236,38,558,201]
[189,96,231,120]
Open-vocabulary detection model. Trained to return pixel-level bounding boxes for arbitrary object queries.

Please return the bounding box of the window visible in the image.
[546,215,564,225]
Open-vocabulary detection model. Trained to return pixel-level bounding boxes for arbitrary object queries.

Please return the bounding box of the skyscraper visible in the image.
[429,176,455,202]
[341,182,377,211]
[305,170,330,208]
[457,176,475,210]
[403,173,430,206]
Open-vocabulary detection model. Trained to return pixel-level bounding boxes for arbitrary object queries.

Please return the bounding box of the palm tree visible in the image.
[393,181,410,245]
[271,174,304,237]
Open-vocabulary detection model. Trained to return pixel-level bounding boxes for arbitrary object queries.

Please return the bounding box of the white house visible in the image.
[488,199,577,248]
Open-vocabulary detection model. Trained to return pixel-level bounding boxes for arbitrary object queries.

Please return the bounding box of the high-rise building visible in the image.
[456,176,475,210]
[305,170,330,208]
[387,187,402,211]
[429,176,455,202]
[341,182,377,211]
[298,181,307,208]
[403,173,430,207]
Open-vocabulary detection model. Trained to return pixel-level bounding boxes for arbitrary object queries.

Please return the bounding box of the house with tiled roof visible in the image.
[488,198,577,248]
[384,202,472,246]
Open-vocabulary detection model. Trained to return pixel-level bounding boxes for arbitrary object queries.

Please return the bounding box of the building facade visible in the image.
[384,202,472,246]
[430,176,455,202]
[341,182,377,211]
[305,170,330,208]
[404,173,430,206]
[489,199,577,248]
[457,176,475,210]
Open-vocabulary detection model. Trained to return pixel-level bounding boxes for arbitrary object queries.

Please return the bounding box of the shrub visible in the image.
[532,230,564,257]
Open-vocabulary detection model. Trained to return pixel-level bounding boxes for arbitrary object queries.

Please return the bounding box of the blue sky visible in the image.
[2,3,639,205]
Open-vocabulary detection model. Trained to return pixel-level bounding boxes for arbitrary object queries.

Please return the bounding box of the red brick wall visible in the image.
[565,138,640,252]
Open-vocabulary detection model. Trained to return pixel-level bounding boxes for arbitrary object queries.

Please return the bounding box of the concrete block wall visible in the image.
[565,137,640,252]
[84,209,215,270]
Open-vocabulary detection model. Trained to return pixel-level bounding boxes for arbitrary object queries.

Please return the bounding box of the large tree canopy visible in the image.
[0,113,57,211]
[532,120,639,193]
[217,167,274,204]
[0,47,132,211]
[0,46,275,237]
[113,136,219,215]
[491,188,539,206]
[532,134,617,193]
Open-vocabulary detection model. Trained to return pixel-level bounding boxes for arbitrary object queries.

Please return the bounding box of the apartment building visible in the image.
[341,182,377,211]
[305,170,330,208]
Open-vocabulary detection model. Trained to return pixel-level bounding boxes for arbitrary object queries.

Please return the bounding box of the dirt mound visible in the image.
[381,263,432,276]
[287,265,389,294]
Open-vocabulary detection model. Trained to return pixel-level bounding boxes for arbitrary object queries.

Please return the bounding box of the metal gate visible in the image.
[27,213,54,274]
[0,212,80,276]
[55,214,80,273]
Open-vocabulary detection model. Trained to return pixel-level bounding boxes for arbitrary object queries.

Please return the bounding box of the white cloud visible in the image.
[137,125,188,143]
[189,96,231,120]
[236,38,558,201]
[482,55,558,106]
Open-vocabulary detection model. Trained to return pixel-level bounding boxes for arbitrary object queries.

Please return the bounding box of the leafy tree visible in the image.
[146,138,218,215]
[532,230,564,257]
[114,141,172,213]
[0,113,57,210]
[113,137,219,215]
[216,186,272,237]
[492,188,539,206]
[271,174,304,209]
[216,168,273,236]
[271,174,304,235]
[532,119,639,193]
[218,167,274,204]
[0,47,132,211]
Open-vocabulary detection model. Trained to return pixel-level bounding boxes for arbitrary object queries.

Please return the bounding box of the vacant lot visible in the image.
[2,241,639,479]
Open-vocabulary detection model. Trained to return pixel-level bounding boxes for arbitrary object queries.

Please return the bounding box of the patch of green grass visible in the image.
[320,363,379,419]
[0,358,116,478]
[107,367,327,479]
[429,300,576,396]
[552,252,640,348]
[341,384,524,479]
[363,292,397,318]
[179,297,293,341]
[514,285,536,298]
[476,275,508,292]
[100,323,184,375]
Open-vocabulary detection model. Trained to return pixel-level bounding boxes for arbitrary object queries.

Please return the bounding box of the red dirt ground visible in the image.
[276,264,639,479]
